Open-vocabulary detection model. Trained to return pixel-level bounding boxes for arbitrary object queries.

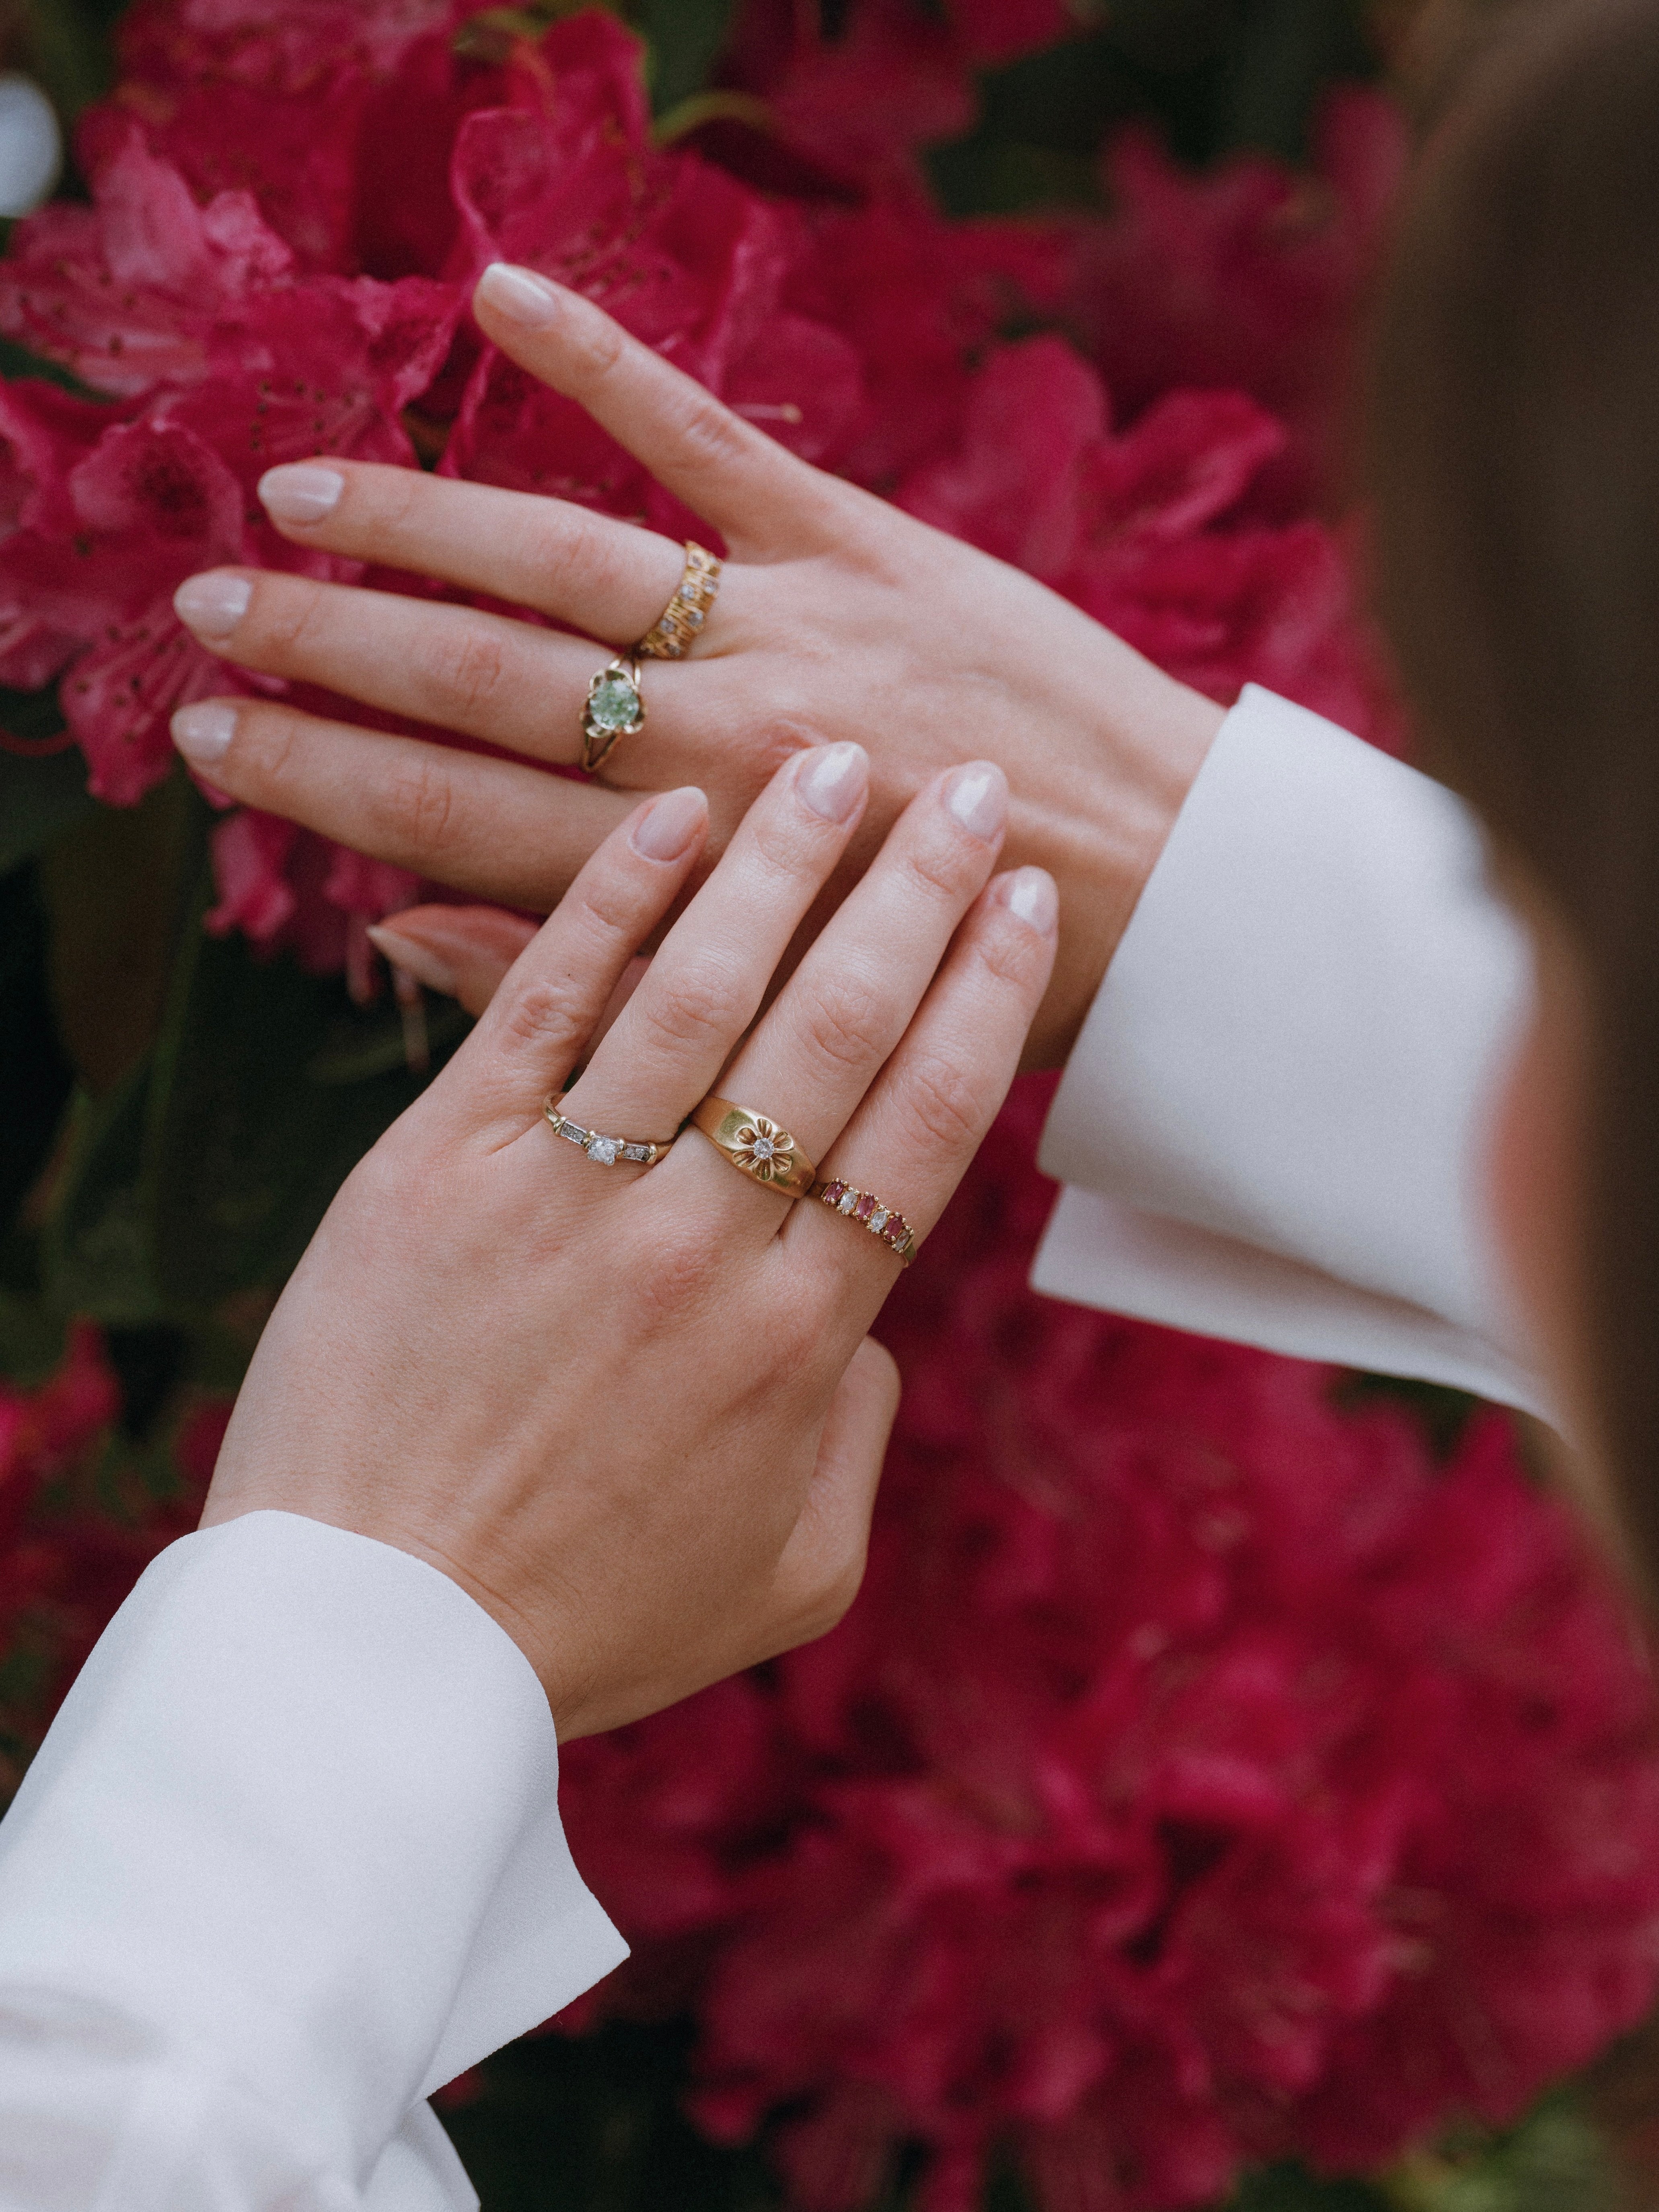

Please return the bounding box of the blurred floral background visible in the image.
[4,0,1659,2207]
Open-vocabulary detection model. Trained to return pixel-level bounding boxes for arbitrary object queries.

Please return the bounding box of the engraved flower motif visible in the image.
[732,1115,795,1182]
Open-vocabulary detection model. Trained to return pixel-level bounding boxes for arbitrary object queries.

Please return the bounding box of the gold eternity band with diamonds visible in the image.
[689,1096,815,1199]
[580,653,645,774]
[812,1180,917,1264]
[543,1094,676,1168]
[637,541,722,661]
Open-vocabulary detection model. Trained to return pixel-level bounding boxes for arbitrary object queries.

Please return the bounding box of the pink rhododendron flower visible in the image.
[559,1081,1659,2212]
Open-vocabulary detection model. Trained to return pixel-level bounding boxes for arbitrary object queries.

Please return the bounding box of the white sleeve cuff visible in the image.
[1034,685,1548,1416]
[0,1512,627,2178]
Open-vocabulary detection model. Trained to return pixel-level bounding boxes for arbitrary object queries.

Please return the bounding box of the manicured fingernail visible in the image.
[998,866,1058,937]
[173,570,252,639]
[366,925,458,997]
[631,785,707,862]
[796,741,868,824]
[258,463,345,524]
[945,762,1007,843]
[477,261,561,330]
[171,701,238,765]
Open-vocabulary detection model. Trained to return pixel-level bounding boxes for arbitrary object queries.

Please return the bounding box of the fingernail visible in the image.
[366,925,458,998]
[631,785,707,862]
[173,570,252,639]
[796,741,868,824]
[477,261,561,330]
[945,762,1007,843]
[998,865,1059,937]
[171,701,238,765]
[258,463,345,524]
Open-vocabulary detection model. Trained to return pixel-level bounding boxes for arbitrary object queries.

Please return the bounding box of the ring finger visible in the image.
[557,740,872,1147]
[694,761,1010,1212]
[172,567,724,786]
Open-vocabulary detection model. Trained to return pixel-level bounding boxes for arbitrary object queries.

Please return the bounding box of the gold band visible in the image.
[812,1179,917,1264]
[543,1093,675,1168]
[690,1096,815,1198]
[581,654,644,774]
[636,542,722,661]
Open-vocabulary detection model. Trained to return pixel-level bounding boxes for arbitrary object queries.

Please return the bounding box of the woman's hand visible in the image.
[201,743,1057,1739]
[169,262,1219,1070]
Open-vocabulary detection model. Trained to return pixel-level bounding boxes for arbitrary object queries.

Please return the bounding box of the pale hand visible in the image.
[201,746,1057,1738]
[170,262,1221,1067]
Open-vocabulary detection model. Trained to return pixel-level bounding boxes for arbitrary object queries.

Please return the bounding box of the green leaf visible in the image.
[0,738,95,878]
[42,1063,167,1327]
[0,1285,68,1387]
[142,924,459,1307]
[640,0,735,114]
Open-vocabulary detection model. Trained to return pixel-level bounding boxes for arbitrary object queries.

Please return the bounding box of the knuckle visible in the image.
[424,622,509,720]
[262,575,330,656]
[576,310,629,384]
[803,967,889,1077]
[894,1046,985,1155]
[491,974,586,1060]
[974,909,1051,995]
[672,390,756,479]
[635,956,745,1059]
[379,756,456,854]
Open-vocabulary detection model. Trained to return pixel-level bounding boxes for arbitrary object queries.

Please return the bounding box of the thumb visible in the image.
[368,905,537,1018]
[765,1337,900,1655]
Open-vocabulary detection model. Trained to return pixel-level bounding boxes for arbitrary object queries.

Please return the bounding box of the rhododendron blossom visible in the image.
[560,1084,1659,2212]
[3,8,1654,2209]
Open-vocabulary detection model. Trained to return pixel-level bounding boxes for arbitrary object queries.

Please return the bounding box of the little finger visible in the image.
[171,699,634,910]
[788,867,1059,1283]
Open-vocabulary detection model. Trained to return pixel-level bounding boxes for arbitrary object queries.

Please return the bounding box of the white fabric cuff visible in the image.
[1034,685,1548,1417]
[0,1513,627,2175]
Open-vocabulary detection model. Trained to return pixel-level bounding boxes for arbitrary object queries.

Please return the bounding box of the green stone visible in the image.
[588,671,642,732]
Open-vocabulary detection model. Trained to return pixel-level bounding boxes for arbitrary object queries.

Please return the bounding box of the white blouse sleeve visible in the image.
[0,1511,627,2211]
[1033,685,1551,1420]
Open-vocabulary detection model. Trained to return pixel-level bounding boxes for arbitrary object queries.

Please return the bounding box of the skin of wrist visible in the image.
[1016,661,1225,1070]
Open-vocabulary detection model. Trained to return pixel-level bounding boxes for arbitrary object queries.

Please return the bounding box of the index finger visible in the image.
[473,262,847,555]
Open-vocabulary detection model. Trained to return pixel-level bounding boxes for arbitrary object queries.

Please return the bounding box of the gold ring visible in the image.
[690,1096,815,1198]
[543,1093,675,1168]
[813,1179,917,1264]
[581,654,644,773]
[636,541,722,661]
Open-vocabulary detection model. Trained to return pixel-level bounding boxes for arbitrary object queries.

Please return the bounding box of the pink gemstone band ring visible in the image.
[543,1094,676,1168]
[812,1180,917,1265]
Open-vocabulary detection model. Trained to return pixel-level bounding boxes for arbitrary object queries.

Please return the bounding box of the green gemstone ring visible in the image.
[581,654,645,774]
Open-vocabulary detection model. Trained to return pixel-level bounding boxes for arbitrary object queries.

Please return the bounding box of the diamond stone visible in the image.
[838,1190,857,1215]
[751,1136,775,1161]
[870,1207,889,1232]
[587,1135,621,1166]
[588,671,641,732]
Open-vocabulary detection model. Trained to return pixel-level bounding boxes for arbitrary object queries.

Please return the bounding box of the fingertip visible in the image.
[629,784,709,864]
[992,865,1059,939]
[172,699,238,767]
[475,260,563,333]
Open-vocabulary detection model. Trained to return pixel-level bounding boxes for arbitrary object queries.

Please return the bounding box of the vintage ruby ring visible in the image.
[812,1179,917,1264]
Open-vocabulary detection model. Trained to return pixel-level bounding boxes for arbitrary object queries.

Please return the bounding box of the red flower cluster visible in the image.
[0,1329,216,1790]
[560,1082,1659,2210]
[0,0,1404,961]
[6,10,1652,2209]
